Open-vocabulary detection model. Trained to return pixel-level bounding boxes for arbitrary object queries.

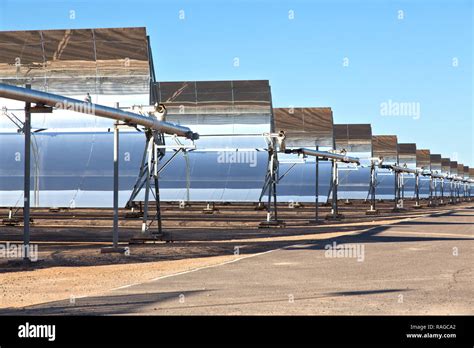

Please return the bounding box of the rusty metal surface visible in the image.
[430,154,442,172]
[0,27,150,95]
[372,135,398,164]
[334,124,372,153]
[450,161,458,175]
[416,149,431,170]
[273,107,334,147]
[398,143,417,168]
[152,80,272,115]
[441,158,451,173]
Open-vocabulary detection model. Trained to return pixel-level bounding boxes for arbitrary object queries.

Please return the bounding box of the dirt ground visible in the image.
[0,200,469,309]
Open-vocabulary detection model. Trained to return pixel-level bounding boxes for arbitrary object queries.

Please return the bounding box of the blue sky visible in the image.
[0,0,472,165]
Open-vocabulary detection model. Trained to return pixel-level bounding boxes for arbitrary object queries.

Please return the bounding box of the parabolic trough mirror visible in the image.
[416,149,431,198]
[333,124,372,200]
[372,135,398,200]
[0,27,154,208]
[150,80,273,203]
[273,107,334,204]
[397,143,417,199]
[0,26,471,210]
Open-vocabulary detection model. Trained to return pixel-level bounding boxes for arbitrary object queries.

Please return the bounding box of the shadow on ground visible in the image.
[0,288,410,315]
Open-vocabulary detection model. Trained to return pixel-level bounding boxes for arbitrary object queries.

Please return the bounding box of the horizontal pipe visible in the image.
[381,164,418,174]
[285,148,360,164]
[418,169,441,178]
[447,175,471,183]
[0,83,199,140]
[382,164,472,182]
[428,172,447,179]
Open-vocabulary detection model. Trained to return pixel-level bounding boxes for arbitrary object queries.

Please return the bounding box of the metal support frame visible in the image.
[282,147,359,222]
[23,86,31,261]
[449,179,455,204]
[401,173,405,204]
[413,172,421,208]
[113,122,119,247]
[1,83,199,245]
[183,149,191,207]
[439,179,445,205]
[126,129,165,236]
[311,144,320,223]
[453,180,458,204]
[390,166,418,211]
[171,137,192,208]
[101,119,127,253]
[394,171,399,210]
[326,159,344,220]
[366,160,379,215]
[258,135,284,228]
[125,137,192,225]
[315,146,319,222]
[427,176,436,207]
[393,171,405,211]
[457,181,460,202]
[305,144,322,224]
[20,84,53,261]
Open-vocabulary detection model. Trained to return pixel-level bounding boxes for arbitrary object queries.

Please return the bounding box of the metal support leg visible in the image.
[258,143,284,228]
[315,146,319,222]
[459,183,462,202]
[366,162,379,215]
[183,149,191,207]
[113,123,119,247]
[428,177,436,207]
[142,165,151,234]
[414,173,421,208]
[308,145,320,223]
[327,160,343,220]
[449,181,454,204]
[439,179,444,205]
[129,130,166,243]
[393,171,405,212]
[101,120,127,254]
[153,172,163,235]
[332,160,338,217]
[456,182,460,203]
[401,174,405,207]
[125,136,150,212]
[141,134,154,233]
[394,171,399,211]
[23,86,31,261]
[272,178,278,221]
[266,171,273,222]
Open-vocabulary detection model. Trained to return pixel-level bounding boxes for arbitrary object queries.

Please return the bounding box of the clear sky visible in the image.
[0,0,472,165]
